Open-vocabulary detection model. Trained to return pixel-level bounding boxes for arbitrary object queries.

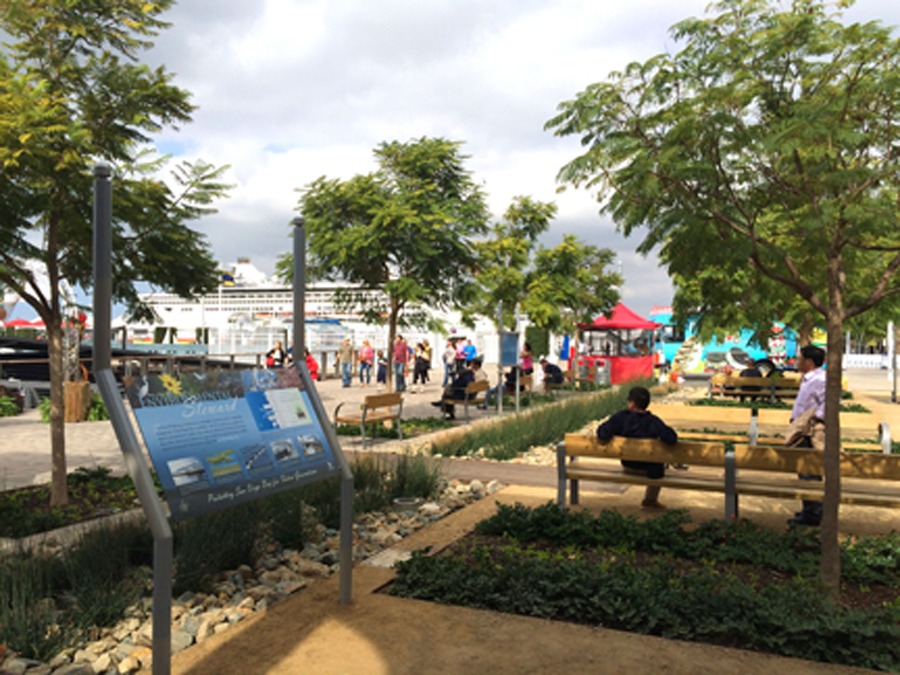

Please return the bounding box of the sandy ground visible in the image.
[168,484,889,675]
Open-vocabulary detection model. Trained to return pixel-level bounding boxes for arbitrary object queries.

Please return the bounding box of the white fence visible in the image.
[843,354,896,369]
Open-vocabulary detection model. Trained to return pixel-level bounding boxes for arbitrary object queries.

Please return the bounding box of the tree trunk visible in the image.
[385,299,399,394]
[820,263,845,593]
[48,316,69,507]
[798,315,815,350]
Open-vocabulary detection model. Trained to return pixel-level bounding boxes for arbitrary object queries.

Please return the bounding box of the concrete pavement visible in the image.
[3,367,900,493]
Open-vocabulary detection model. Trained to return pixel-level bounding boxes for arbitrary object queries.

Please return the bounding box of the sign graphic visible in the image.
[126,367,339,521]
[500,332,519,367]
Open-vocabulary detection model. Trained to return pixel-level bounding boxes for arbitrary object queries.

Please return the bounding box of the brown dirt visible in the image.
[167,485,879,675]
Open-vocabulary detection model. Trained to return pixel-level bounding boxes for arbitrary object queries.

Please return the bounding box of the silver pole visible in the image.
[497,302,503,414]
[292,216,353,604]
[93,164,173,675]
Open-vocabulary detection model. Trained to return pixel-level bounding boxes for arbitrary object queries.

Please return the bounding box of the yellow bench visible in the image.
[334,392,403,450]
[442,380,490,423]
[557,434,900,519]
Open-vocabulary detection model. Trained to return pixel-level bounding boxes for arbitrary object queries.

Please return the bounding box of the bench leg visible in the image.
[556,442,567,507]
[360,423,367,451]
[725,447,738,520]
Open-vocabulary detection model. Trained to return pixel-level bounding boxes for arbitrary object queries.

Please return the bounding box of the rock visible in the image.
[1,659,28,675]
[55,664,96,675]
[236,564,254,582]
[92,652,114,672]
[419,502,441,517]
[213,622,231,635]
[195,619,216,645]
[291,559,331,578]
[171,629,193,654]
[181,615,201,637]
[117,655,141,674]
[470,479,485,496]
[25,665,52,675]
[48,653,72,669]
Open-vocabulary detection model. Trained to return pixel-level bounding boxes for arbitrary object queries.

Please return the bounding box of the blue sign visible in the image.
[125,367,340,522]
[500,332,519,367]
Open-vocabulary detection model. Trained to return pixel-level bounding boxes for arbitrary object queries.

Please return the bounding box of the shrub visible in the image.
[0,395,21,417]
[428,383,641,460]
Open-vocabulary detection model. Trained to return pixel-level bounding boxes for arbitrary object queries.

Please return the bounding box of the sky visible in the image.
[9,0,900,322]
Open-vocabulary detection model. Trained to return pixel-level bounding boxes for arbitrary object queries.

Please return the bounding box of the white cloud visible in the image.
[121,0,900,319]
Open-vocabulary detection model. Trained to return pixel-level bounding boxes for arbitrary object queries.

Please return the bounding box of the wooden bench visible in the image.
[654,404,892,453]
[546,369,575,396]
[442,380,490,423]
[557,434,900,519]
[708,374,802,403]
[334,393,403,450]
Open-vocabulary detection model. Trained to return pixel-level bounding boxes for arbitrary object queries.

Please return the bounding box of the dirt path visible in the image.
[168,485,882,675]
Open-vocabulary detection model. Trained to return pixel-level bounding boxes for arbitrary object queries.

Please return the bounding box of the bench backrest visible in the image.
[653,404,753,426]
[564,434,726,467]
[467,380,490,395]
[361,392,402,410]
[734,444,900,479]
[756,409,879,433]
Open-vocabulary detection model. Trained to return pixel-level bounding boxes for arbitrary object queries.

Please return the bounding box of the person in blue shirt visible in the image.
[462,339,477,363]
[596,386,677,510]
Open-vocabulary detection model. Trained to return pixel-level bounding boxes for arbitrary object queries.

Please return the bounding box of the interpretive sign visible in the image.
[125,367,340,522]
[500,332,519,367]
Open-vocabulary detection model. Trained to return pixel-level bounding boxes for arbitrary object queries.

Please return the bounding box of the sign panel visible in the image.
[125,367,339,522]
[500,331,519,367]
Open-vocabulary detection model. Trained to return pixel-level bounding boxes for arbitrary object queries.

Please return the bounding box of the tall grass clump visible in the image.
[0,519,151,661]
[173,501,266,595]
[388,452,442,501]
[428,382,643,460]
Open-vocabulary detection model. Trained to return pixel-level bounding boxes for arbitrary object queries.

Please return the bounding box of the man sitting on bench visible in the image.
[540,356,565,393]
[432,359,487,420]
[596,386,678,510]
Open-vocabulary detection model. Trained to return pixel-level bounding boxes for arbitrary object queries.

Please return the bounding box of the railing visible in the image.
[843,354,895,370]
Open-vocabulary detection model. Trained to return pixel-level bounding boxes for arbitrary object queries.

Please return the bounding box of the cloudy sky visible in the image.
[107,0,900,318]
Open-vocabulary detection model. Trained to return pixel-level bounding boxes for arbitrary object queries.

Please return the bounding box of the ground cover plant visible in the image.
[390,502,900,670]
[0,467,157,539]
[336,416,453,438]
[689,399,870,413]
[38,394,109,423]
[0,452,443,660]
[427,381,651,460]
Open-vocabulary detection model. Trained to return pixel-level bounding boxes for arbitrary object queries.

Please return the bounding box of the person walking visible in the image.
[520,342,534,375]
[376,349,388,390]
[393,335,409,392]
[786,345,827,527]
[358,339,374,387]
[443,339,457,386]
[266,341,286,368]
[413,342,430,392]
[338,337,354,388]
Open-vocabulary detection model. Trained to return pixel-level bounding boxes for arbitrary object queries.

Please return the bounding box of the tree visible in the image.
[464,196,556,329]
[523,235,621,334]
[277,137,490,389]
[0,0,232,506]
[546,0,900,591]
[467,198,620,338]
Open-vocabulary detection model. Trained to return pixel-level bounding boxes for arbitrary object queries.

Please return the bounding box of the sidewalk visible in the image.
[3,368,900,492]
[0,367,521,491]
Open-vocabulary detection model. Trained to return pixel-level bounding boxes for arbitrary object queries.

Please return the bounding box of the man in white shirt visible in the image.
[788,345,826,526]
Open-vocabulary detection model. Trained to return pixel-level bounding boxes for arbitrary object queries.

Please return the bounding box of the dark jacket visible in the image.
[597,409,677,479]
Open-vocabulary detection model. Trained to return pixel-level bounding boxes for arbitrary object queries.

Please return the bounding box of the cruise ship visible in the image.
[113,258,504,363]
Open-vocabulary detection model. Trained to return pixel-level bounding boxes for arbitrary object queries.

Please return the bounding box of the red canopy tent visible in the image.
[3,318,40,329]
[577,303,660,384]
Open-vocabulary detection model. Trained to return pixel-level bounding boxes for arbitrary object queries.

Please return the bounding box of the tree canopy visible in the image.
[0,0,232,506]
[277,137,490,385]
[466,197,621,334]
[546,0,900,590]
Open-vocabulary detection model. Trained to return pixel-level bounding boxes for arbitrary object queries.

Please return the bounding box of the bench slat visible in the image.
[734,444,900,480]
[564,435,725,466]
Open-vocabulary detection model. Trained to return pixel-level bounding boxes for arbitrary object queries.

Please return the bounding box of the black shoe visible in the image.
[787,515,821,527]
[431,401,443,407]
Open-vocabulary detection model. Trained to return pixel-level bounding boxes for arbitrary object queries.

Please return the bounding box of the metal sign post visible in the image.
[497,302,503,414]
[293,217,354,605]
[93,164,173,675]
[889,321,896,404]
